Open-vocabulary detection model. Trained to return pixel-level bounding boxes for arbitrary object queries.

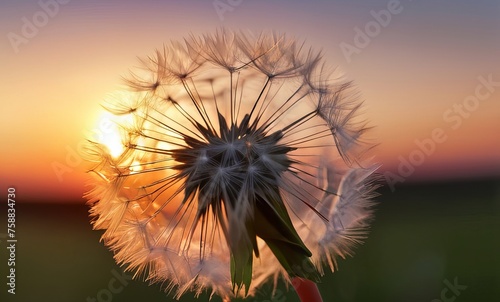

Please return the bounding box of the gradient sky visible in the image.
[1,0,499,202]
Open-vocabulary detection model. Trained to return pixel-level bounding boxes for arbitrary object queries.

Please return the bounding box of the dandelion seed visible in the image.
[85,29,379,300]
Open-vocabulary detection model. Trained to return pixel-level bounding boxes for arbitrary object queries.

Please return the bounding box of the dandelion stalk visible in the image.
[292,277,323,302]
[85,29,378,300]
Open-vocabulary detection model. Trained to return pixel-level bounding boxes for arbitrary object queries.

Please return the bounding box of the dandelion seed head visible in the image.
[85,29,379,299]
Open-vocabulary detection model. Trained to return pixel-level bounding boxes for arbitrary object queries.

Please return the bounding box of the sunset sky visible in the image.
[1,0,499,202]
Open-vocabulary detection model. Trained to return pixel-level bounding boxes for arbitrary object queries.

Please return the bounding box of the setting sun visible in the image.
[91,90,141,159]
[93,111,126,158]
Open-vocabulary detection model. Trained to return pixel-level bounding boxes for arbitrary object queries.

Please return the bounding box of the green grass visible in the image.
[1,178,499,301]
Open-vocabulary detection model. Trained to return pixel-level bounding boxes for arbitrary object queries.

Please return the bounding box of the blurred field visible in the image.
[1,178,499,302]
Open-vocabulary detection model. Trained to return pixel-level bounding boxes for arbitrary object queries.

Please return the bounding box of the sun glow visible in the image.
[94,111,131,158]
[90,90,141,159]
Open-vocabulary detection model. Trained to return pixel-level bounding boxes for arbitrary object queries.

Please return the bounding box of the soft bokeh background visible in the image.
[1,0,499,301]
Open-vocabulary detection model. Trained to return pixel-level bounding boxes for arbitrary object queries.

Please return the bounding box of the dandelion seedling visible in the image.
[85,29,378,301]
